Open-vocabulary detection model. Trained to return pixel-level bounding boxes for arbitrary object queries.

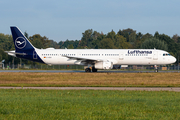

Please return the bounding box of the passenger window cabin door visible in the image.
[119,53,124,60]
[153,51,158,60]
[77,52,81,57]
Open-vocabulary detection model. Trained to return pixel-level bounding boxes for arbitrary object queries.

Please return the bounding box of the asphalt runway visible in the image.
[0,70,178,73]
[0,87,180,92]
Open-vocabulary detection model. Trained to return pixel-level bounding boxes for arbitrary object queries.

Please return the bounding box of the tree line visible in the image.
[0,28,180,65]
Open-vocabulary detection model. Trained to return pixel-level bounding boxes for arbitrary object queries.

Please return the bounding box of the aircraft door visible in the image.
[153,51,158,60]
[77,52,81,57]
[119,53,124,60]
[33,51,37,59]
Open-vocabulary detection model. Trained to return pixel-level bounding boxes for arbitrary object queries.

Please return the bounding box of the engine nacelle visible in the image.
[94,61,113,69]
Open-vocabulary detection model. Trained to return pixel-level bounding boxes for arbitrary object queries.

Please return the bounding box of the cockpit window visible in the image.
[163,53,171,56]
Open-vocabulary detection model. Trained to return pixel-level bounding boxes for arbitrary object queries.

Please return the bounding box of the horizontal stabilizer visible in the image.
[5,51,27,56]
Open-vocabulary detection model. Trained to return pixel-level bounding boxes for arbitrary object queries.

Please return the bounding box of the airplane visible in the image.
[5,26,176,72]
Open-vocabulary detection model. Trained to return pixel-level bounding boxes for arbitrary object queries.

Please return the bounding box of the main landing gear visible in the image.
[154,65,158,72]
[85,67,97,72]
[92,67,97,72]
[85,68,91,72]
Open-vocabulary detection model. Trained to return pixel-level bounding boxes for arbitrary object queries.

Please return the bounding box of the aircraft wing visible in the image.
[62,55,104,64]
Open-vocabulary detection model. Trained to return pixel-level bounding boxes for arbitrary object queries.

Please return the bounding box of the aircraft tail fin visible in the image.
[10,26,35,52]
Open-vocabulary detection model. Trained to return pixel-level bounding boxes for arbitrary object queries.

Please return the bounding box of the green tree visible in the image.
[129,32,136,43]
[136,32,143,40]
[154,31,159,38]
[68,44,74,49]
[115,35,129,49]
[24,31,29,39]
[92,31,101,40]
[91,39,100,49]
[29,34,51,49]
[80,29,93,47]
[106,30,116,42]
[99,38,116,49]
[73,40,80,49]
[59,39,80,49]
[49,40,60,49]
[141,33,153,41]
[117,28,136,42]
[156,34,177,53]
[0,34,14,51]
[140,38,168,51]
[130,32,143,49]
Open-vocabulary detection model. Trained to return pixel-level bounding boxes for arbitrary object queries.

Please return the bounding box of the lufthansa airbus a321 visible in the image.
[5,26,176,72]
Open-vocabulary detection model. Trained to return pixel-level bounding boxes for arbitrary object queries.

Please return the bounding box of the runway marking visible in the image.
[0,87,180,92]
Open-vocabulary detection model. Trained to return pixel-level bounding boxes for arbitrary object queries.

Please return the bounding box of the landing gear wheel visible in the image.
[85,68,91,72]
[154,69,158,73]
[154,65,158,73]
[92,68,97,72]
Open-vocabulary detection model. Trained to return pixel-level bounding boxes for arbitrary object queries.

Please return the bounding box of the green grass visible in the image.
[0,89,180,119]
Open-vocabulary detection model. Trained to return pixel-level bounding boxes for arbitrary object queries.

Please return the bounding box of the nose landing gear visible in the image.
[154,65,158,72]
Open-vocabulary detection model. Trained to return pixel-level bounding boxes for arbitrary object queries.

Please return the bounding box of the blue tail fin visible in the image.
[10,26,44,63]
[10,26,35,52]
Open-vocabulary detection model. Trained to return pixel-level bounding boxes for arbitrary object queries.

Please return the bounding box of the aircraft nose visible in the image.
[172,56,176,63]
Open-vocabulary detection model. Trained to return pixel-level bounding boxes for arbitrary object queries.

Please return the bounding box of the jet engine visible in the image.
[94,61,113,69]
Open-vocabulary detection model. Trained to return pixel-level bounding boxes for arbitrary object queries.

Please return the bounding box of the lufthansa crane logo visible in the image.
[15,37,26,49]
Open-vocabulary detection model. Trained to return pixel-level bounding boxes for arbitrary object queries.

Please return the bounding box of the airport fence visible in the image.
[0,63,180,71]
[0,64,84,70]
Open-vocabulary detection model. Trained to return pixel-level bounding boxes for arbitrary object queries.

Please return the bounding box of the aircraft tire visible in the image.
[154,69,158,73]
[85,68,91,72]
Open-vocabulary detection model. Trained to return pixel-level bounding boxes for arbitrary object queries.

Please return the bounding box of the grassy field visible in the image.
[0,72,180,87]
[0,89,180,119]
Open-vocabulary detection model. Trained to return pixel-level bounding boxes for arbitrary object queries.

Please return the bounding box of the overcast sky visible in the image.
[0,0,180,42]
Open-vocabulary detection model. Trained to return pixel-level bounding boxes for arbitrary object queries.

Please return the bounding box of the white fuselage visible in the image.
[36,49,176,66]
